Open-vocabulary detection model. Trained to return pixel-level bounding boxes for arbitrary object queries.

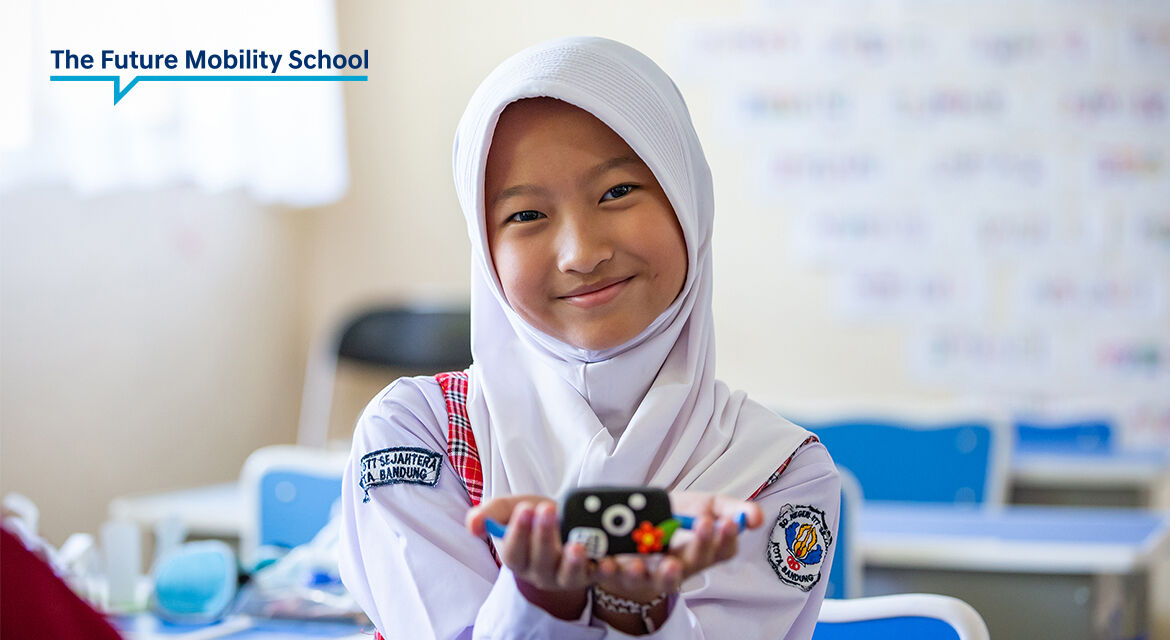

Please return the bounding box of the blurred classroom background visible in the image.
[1,1,1167,639]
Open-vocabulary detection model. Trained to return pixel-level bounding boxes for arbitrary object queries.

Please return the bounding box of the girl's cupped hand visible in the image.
[466,491,764,606]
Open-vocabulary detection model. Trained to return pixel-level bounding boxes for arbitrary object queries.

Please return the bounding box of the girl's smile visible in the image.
[559,276,633,308]
[484,98,688,351]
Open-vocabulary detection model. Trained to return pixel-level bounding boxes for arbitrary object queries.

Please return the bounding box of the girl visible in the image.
[339,36,839,639]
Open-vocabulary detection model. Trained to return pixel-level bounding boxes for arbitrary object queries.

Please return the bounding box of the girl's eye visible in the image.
[601,184,637,202]
[507,210,545,223]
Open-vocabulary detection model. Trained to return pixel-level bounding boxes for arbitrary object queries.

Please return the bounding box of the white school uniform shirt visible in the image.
[338,376,840,640]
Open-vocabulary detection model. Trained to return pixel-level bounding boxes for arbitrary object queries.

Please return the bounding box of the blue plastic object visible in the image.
[259,471,342,551]
[806,419,995,505]
[813,616,961,640]
[485,518,508,538]
[674,512,748,533]
[1015,417,1113,455]
[152,540,237,623]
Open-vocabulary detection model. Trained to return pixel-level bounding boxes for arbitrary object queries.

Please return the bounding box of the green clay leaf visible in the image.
[658,518,681,544]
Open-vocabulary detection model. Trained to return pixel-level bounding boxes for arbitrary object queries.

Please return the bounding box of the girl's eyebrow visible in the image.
[491,183,548,207]
[490,155,643,208]
[581,155,641,186]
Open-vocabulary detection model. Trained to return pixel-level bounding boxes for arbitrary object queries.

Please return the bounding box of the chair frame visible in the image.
[818,593,990,640]
[833,468,864,599]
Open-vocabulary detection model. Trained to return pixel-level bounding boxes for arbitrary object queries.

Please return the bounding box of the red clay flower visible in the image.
[633,521,664,553]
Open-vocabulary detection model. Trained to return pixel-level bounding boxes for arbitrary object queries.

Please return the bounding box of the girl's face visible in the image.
[485,98,687,352]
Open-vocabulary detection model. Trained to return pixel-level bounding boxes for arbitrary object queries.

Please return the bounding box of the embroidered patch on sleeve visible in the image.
[359,447,442,502]
[766,504,832,591]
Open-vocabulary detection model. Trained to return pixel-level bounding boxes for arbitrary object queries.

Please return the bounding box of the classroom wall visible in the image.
[0,187,308,544]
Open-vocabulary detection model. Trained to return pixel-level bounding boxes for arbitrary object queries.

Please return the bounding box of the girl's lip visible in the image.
[560,277,633,308]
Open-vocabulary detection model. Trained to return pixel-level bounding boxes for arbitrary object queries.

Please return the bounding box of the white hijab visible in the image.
[452,36,810,501]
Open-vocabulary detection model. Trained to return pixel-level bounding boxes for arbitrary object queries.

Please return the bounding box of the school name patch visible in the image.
[359,447,441,502]
[767,504,832,591]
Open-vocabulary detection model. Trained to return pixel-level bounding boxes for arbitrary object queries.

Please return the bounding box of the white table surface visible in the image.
[1012,447,1170,486]
[109,482,242,538]
[858,502,1170,575]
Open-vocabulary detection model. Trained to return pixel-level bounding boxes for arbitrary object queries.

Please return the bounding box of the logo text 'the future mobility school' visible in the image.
[50,48,369,104]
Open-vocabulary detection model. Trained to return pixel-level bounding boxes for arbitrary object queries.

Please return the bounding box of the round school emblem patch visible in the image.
[767,504,832,591]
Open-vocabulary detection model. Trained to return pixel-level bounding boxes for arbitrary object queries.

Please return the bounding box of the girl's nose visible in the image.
[555,214,613,274]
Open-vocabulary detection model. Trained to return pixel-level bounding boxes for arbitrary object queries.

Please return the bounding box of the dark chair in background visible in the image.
[297,304,471,447]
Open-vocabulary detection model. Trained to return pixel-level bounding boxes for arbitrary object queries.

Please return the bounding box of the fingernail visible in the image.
[699,517,714,535]
[539,509,556,527]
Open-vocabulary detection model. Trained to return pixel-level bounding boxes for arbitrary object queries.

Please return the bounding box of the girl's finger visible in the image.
[671,493,766,532]
[618,556,650,592]
[680,515,715,577]
[596,557,619,583]
[742,502,765,529]
[695,517,720,570]
[711,498,764,530]
[528,501,562,578]
[500,502,535,572]
[713,518,739,563]
[653,556,684,594]
[556,542,592,589]
[466,494,543,537]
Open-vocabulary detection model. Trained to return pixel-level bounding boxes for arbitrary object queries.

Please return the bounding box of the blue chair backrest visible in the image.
[814,594,990,640]
[814,616,962,640]
[824,468,862,599]
[806,417,1001,505]
[240,445,348,570]
[1014,416,1113,455]
[259,470,343,550]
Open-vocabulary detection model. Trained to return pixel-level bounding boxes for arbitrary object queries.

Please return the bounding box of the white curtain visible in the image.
[0,0,349,207]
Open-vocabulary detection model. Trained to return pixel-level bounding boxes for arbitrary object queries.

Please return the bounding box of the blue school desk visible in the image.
[857,503,1170,640]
